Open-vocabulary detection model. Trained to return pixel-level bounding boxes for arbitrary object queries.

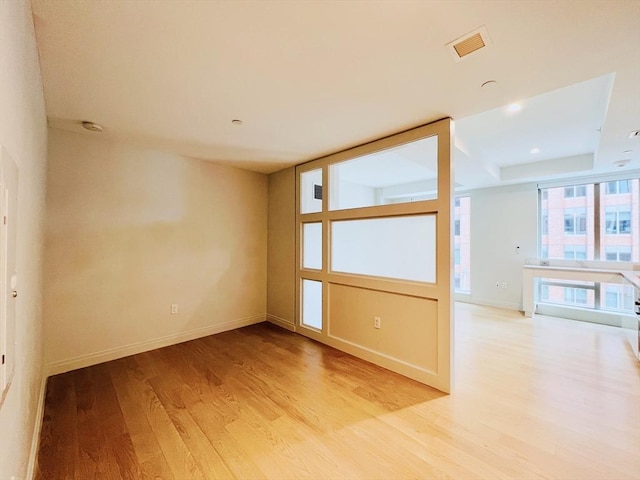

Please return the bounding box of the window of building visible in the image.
[604,246,632,262]
[564,185,587,198]
[605,180,631,195]
[541,211,548,235]
[602,284,634,312]
[564,245,587,260]
[563,287,589,305]
[454,196,471,294]
[539,178,638,262]
[564,208,587,235]
[605,206,632,234]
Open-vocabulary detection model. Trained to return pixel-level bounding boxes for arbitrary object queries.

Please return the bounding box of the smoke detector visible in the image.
[446,26,492,62]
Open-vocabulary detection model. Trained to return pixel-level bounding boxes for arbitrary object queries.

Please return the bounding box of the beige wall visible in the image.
[43,129,268,373]
[266,167,296,329]
[0,0,49,478]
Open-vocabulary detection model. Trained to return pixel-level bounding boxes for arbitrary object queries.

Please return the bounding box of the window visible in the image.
[564,245,587,260]
[454,197,460,207]
[564,208,587,235]
[564,185,587,198]
[539,178,638,262]
[564,287,589,305]
[604,246,632,262]
[541,245,549,259]
[605,180,631,195]
[602,284,634,312]
[605,206,631,234]
[540,284,549,301]
[454,196,471,293]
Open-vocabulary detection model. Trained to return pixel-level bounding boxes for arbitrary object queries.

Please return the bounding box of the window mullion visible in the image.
[594,182,600,260]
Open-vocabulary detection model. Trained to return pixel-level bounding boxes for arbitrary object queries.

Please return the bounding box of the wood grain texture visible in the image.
[35,304,640,479]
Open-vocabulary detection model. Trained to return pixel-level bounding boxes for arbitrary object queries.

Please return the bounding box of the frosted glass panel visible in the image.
[301,169,322,214]
[330,136,438,210]
[302,279,322,329]
[331,215,436,282]
[302,223,322,270]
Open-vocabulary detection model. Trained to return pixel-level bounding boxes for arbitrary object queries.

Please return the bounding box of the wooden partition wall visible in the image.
[295,118,454,393]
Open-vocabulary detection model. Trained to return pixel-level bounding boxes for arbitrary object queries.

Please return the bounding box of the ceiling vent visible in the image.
[446,26,491,62]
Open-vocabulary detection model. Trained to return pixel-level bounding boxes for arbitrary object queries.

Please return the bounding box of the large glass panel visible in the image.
[455,196,471,293]
[301,279,322,330]
[331,215,436,282]
[329,136,438,210]
[538,279,596,308]
[600,178,639,261]
[300,169,322,214]
[601,283,634,312]
[539,183,594,260]
[540,178,639,262]
[302,223,322,270]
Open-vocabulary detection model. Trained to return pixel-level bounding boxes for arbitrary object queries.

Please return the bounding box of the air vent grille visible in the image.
[453,33,485,58]
[446,26,491,62]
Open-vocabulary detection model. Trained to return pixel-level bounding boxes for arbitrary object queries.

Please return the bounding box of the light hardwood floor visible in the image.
[36,304,640,479]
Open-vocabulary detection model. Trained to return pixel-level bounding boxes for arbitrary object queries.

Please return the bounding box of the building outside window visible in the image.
[538,177,639,316]
[605,246,632,261]
[605,180,631,195]
[563,207,587,235]
[564,185,587,198]
[454,196,470,293]
[605,206,632,234]
[564,245,587,260]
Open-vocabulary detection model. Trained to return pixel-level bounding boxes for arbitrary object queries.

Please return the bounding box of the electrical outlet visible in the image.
[171,303,179,314]
[374,316,381,329]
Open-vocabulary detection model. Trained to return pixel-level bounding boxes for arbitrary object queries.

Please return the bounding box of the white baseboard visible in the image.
[26,373,47,480]
[266,314,295,332]
[44,314,266,376]
[457,297,522,312]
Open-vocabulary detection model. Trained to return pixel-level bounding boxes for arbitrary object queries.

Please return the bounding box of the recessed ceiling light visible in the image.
[629,130,639,139]
[614,159,631,167]
[530,147,540,154]
[81,121,103,132]
[622,150,632,154]
[231,119,243,125]
[507,103,522,113]
[481,80,497,89]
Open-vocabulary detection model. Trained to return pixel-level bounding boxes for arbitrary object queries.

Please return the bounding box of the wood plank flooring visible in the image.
[36,304,640,479]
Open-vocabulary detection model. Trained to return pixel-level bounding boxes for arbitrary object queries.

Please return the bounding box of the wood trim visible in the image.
[44,314,267,376]
[26,373,48,480]
[266,314,296,332]
[295,118,453,393]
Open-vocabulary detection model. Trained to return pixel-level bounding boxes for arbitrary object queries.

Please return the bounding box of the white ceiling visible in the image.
[32,0,640,188]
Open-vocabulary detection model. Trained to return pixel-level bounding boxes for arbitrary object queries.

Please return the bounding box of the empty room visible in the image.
[1,0,639,479]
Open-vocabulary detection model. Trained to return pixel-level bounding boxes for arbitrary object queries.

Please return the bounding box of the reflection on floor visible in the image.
[37,303,640,479]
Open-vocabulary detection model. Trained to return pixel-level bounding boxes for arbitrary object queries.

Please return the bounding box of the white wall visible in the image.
[43,129,268,374]
[267,167,296,328]
[459,182,538,310]
[0,0,49,478]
